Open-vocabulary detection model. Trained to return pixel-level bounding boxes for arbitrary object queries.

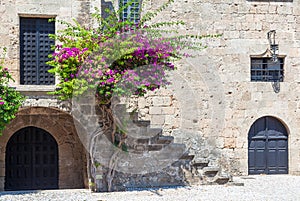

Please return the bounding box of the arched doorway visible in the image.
[248,116,288,174]
[5,126,58,190]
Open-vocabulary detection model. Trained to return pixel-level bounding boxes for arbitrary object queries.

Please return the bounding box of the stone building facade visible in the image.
[1,0,300,191]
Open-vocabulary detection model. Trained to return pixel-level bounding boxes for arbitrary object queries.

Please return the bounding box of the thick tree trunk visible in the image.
[88,99,125,192]
[87,153,95,191]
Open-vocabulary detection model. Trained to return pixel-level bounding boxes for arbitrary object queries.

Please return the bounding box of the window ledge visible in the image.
[10,85,57,97]
[15,85,56,92]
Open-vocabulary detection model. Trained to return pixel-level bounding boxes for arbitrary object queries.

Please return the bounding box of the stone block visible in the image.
[223,31,240,39]
[149,107,161,115]
[152,96,171,106]
[151,115,165,125]
[224,138,236,149]
[277,5,293,15]
[256,5,269,14]
[161,107,175,115]
[269,5,278,14]
[138,98,147,108]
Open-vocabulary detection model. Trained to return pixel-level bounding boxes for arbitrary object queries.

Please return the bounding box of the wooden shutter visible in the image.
[20,18,55,85]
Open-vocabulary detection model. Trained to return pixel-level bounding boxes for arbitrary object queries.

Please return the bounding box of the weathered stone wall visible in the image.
[130,0,300,176]
[2,0,300,191]
[0,1,97,189]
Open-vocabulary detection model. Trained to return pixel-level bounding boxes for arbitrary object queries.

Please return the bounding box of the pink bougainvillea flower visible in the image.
[106,77,115,83]
[0,102,4,105]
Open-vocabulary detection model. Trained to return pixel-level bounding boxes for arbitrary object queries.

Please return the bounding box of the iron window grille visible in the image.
[251,57,284,82]
[120,0,140,24]
[20,18,55,85]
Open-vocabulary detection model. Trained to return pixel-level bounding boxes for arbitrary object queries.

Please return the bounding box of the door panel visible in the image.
[5,127,58,191]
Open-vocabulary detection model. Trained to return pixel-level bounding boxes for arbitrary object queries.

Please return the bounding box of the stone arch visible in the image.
[0,107,88,190]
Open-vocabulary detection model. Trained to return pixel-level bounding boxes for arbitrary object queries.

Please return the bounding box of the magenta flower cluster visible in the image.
[53,47,88,63]
[49,22,191,100]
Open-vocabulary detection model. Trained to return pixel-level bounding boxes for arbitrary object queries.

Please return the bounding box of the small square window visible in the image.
[250,57,284,82]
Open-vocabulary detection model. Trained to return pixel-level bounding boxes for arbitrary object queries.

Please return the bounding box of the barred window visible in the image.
[251,58,284,82]
[120,0,140,24]
[20,18,55,85]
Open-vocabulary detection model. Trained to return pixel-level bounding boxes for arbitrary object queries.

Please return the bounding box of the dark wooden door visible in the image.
[248,116,288,174]
[5,127,58,190]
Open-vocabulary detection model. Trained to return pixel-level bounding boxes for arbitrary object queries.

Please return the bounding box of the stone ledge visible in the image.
[15,85,56,92]
[13,85,57,97]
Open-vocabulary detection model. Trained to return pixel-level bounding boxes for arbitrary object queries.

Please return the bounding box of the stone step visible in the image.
[165,143,187,151]
[147,144,164,151]
[130,112,150,127]
[214,175,230,185]
[126,127,162,140]
[202,166,219,177]
[226,182,244,186]
[125,129,162,150]
[113,104,150,127]
[156,136,174,144]
[179,152,195,160]
[192,158,209,169]
[148,142,186,151]
[132,120,151,127]
[147,143,186,152]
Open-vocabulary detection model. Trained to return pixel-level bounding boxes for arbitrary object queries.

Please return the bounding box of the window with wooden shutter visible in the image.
[20,18,55,85]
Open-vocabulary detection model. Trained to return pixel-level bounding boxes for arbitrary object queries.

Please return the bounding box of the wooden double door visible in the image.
[5,127,58,190]
[248,116,288,175]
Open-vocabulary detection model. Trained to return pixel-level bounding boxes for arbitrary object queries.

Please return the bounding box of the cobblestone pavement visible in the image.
[0,175,299,201]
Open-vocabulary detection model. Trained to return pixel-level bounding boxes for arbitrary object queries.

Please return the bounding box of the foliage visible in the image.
[47,0,210,102]
[46,0,218,192]
[0,48,25,134]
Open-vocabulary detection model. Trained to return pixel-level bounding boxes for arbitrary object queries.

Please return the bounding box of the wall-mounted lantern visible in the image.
[250,30,285,93]
[267,30,279,63]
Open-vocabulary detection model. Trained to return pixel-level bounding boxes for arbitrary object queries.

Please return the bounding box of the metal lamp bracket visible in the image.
[267,30,279,63]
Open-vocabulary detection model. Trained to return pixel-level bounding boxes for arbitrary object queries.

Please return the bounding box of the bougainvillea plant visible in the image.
[47,0,215,191]
[47,0,207,102]
[0,48,25,135]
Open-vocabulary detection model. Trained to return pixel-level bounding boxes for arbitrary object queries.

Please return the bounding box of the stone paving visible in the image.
[0,175,299,201]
